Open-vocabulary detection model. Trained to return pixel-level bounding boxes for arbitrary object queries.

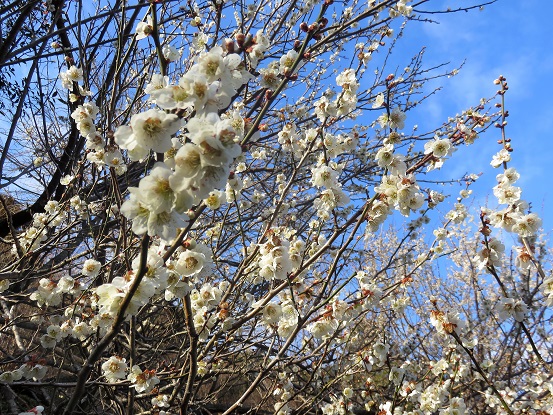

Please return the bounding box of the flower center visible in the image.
[143,117,163,137]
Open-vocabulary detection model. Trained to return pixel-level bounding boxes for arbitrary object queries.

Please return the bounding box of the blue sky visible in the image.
[400,0,553,233]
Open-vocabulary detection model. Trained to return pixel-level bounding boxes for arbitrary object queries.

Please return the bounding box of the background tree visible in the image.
[0,1,551,415]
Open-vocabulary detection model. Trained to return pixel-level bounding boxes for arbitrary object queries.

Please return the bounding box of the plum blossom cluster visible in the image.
[244,30,270,69]
[390,0,414,18]
[0,361,48,383]
[373,173,424,217]
[429,309,467,338]
[93,246,175,320]
[59,65,83,91]
[128,365,160,393]
[273,371,296,415]
[116,45,252,243]
[311,161,350,221]
[13,200,67,253]
[60,65,125,173]
[473,237,505,270]
[423,135,456,171]
[163,242,213,301]
[274,298,299,338]
[484,166,542,238]
[188,282,226,338]
[355,271,383,309]
[485,372,553,413]
[475,135,542,323]
[306,299,354,340]
[495,296,528,322]
[13,196,89,252]
[364,114,432,233]
[377,106,406,130]
[30,276,82,308]
[246,228,305,285]
[314,68,360,121]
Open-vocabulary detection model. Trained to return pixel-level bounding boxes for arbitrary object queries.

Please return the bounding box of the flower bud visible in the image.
[236,33,246,46]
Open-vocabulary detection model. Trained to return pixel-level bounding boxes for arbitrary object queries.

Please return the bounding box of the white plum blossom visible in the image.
[115,109,182,160]
[102,356,128,383]
[95,277,128,316]
[378,107,406,130]
[261,302,283,325]
[493,184,521,204]
[137,163,176,214]
[152,394,170,408]
[120,183,187,242]
[82,259,101,277]
[308,318,339,339]
[145,73,169,95]
[424,136,455,158]
[128,365,160,393]
[343,387,353,399]
[430,310,466,336]
[311,165,339,188]
[496,297,528,322]
[473,237,505,269]
[277,301,299,338]
[248,30,270,68]
[163,44,180,61]
[490,148,511,168]
[497,167,520,185]
[18,406,45,415]
[279,49,299,75]
[135,17,153,40]
[375,144,395,167]
[512,212,542,237]
[372,92,385,108]
[175,249,206,276]
[336,68,359,94]
[204,190,224,209]
[20,363,48,381]
[59,65,83,89]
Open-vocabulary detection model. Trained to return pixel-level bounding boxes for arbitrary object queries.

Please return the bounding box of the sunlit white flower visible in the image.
[496,297,528,322]
[175,249,206,276]
[102,356,128,383]
[336,69,359,94]
[249,30,270,68]
[147,209,187,243]
[343,387,353,399]
[205,190,224,209]
[496,167,520,185]
[379,107,406,130]
[135,17,153,40]
[137,162,176,214]
[163,44,180,62]
[261,302,282,324]
[145,73,169,95]
[490,148,511,168]
[152,394,170,408]
[512,212,542,237]
[59,65,83,89]
[424,137,454,158]
[128,365,159,393]
[372,93,385,108]
[115,109,182,160]
[493,184,521,204]
[82,259,101,277]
